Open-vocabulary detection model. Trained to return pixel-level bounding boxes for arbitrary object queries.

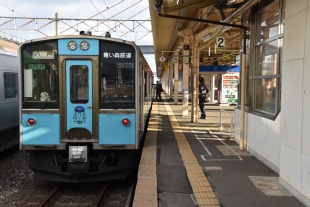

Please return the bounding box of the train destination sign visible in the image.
[32,51,55,59]
[28,64,46,70]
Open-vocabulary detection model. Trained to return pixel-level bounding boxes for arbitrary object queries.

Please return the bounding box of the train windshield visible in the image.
[21,41,59,109]
[99,42,135,109]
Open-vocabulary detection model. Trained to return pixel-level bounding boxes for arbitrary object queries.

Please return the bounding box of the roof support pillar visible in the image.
[191,41,199,122]
[168,58,174,99]
[174,51,179,104]
[182,36,190,117]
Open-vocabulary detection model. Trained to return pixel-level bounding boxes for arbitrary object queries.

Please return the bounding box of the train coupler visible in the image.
[68,146,89,173]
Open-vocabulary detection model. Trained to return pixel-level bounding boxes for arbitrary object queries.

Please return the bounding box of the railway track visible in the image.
[37,183,107,207]
[26,178,136,207]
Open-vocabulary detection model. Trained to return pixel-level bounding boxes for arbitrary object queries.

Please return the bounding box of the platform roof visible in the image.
[148,0,252,76]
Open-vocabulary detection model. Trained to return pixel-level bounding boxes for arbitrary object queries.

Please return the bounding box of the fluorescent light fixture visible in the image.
[227,0,236,5]
[215,43,216,54]
[222,26,231,32]
[203,34,212,42]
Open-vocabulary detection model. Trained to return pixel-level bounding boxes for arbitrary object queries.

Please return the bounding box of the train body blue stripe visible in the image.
[58,39,99,55]
[21,114,60,145]
[99,114,136,145]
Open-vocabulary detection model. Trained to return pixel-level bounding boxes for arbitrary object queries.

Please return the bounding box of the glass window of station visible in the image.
[99,41,135,109]
[250,0,285,118]
[21,41,59,109]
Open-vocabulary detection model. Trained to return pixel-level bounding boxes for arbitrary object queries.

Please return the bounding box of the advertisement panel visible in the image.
[221,73,239,103]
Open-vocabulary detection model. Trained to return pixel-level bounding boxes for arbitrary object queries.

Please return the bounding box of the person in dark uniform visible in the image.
[198,77,209,119]
[155,80,163,99]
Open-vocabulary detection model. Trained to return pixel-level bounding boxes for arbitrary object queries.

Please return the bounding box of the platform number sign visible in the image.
[216,36,226,50]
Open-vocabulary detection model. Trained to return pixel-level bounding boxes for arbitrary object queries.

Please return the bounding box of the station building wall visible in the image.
[235,1,310,206]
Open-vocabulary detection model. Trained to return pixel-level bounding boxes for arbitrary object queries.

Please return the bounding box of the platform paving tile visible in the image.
[137,165,156,178]
[133,190,157,207]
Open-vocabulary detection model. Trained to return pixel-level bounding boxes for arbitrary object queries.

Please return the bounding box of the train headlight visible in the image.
[122,118,130,126]
[69,146,87,162]
[27,118,36,126]
[80,41,90,51]
[67,40,78,51]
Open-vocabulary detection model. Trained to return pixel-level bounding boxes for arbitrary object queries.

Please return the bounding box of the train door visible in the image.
[66,60,93,138]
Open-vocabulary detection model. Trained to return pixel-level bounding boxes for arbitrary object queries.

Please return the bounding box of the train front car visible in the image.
[19,35,153,182]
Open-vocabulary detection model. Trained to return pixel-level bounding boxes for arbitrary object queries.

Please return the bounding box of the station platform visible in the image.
[132,93,303,207]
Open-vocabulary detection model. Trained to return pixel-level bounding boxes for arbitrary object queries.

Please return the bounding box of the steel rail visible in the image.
[39,185,62,207]
[93,184,108,207]
[125,180,136,207]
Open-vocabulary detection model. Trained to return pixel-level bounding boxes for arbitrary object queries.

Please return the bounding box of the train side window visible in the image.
[3,73,18,99]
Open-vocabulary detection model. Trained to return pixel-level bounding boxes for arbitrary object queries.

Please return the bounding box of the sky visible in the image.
[0,0,156,72]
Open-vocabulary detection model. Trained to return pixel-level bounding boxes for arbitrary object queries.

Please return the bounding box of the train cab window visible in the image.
[99,41,135,109]
[100,63,135,109]
[21,41,59,109]
[3,73,18,99]
[70,65,89,104]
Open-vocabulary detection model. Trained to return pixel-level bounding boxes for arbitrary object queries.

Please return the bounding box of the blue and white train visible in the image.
[0,41,19,153]
[19,32,154,182]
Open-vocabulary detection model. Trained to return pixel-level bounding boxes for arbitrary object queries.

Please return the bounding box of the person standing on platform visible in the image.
[155,80,163,99]
[198,77,209,119]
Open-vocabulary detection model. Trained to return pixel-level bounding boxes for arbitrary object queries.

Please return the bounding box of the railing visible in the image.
[219,109,234,139]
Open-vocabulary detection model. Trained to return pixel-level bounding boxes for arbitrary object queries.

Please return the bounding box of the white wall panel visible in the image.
[302,153,310,199]
[244,112,248,146]
[266,114,281,168]
[234,109,240,142]
[281,59,303,151]
[247,113,256,150]
[285,0,307,20]
[254,115,268,158]
[280,143,302,192]
[283,11,306,62]
[302,9,310,156]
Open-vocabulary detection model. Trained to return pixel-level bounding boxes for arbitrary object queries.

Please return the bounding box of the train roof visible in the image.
[21,34,136,45]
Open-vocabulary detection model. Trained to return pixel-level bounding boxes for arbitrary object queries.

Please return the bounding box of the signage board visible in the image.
[172,57,178,63]
[221,73,239,103]
[164,63,169,70]
[216,36,226,50]
[159,56,166,62]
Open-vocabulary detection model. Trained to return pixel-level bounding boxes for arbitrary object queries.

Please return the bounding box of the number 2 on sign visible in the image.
[216,36,225,49]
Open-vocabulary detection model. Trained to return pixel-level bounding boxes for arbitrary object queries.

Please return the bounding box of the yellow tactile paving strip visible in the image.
[163,97,221,207]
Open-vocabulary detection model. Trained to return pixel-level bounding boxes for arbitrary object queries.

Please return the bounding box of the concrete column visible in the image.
[182,37,190,116]
[164,67,169,92]
[191,42,199,122]
[174,51,179,104]
[168,58,173,98]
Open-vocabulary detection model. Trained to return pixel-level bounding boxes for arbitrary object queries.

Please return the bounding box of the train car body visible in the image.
[0,41,19,152]
[19,34,153,182]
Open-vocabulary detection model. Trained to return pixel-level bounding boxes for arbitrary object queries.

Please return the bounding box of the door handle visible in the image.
[87,105,92,108]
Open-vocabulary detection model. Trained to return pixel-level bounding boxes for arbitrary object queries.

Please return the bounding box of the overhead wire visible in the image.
[90,0,121,37]
[0,3,29,41]
[0,3,26,17]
